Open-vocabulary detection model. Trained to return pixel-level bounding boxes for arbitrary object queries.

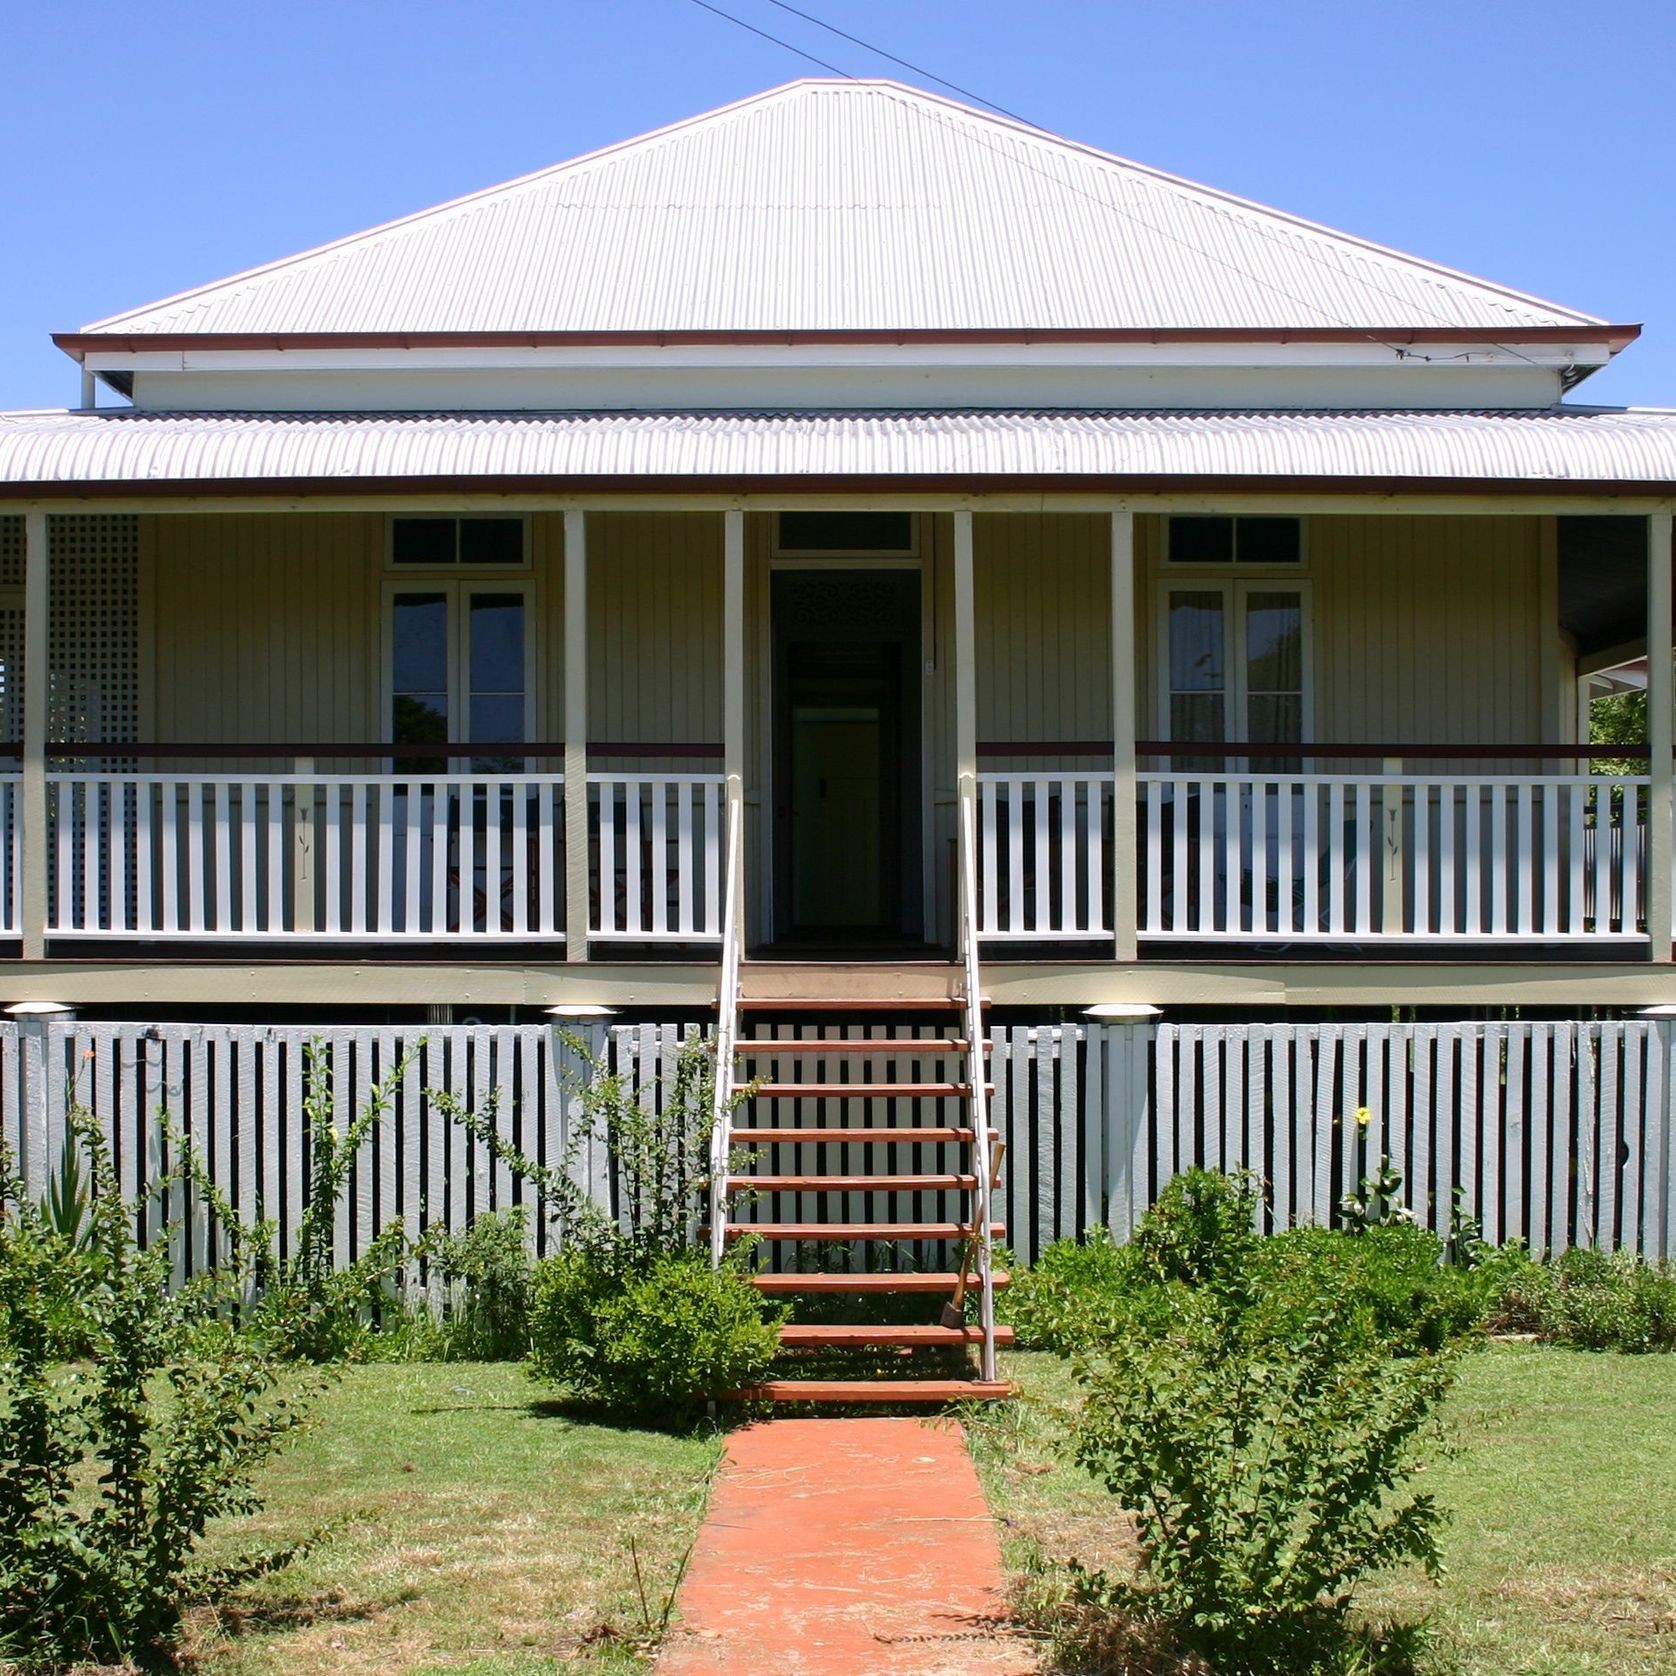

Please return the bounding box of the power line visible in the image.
[681,0,854,78]
[759,0,1035,127]
[679,0,1562,371]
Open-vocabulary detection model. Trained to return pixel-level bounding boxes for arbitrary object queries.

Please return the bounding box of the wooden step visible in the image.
[778,1323,1015,1348]
[748,1082,988,1099]
[733,1126,992,1143]
[737,997,980,1013]
[736,1039,983,1055]
[723,1221,1004,1241]
[732,1378,1015,1404]
[751,1270,1011,1294]
[728,1173,977,1192]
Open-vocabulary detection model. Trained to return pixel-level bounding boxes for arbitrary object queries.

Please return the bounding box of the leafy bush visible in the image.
[1073,1275,1454,1669]
[1131,1167,1262,1295]
[0,1106,327,1668]
[530,1245,782,1419]
[428,1205,534,1360]
[1000,1229,1164,1355]
[1494,1247,1676,1352]
[440,1034,782,1416]
[1255,1223,1488,1353]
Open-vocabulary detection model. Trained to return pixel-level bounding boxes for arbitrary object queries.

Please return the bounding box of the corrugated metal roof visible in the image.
[3,406,1675,489]
[78,81,1600,340]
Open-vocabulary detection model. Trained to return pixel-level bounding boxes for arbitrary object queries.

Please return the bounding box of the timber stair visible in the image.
[719,982,1013,1407]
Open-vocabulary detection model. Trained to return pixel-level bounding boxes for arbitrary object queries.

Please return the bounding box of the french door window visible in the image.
[1163,582,1309,762]
[387,584,531,772]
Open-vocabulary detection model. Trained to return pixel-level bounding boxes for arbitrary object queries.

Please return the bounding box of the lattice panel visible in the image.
[0,517,20,745]
[48,515,138,753]
[0,516,21,589]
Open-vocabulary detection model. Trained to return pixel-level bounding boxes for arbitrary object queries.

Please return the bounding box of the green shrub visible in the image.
[1073,1276,1453,1668]
[1000,1229,1164,1354]
[441,1035,782,1418]
[0,1106,327,1668]
[429,1205,534,1360]
[1256,1223,1487,1353]
[1494,1247,1676,1352]
[1132,1167,1262,1295]
[529,1245,783,1419]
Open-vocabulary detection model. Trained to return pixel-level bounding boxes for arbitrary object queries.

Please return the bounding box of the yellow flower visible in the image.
[1355,1106,1372,1129]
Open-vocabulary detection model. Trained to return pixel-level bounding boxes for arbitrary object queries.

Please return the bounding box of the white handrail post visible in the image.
[1647,513,1673,959]
[958,776,997,1383]
[1110,511,1139,962]
[564,510,590,960]
[709,776,744,1269]
[21,511,48,960]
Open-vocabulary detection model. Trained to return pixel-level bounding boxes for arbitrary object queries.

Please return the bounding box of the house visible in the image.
[3,80,1674,1395]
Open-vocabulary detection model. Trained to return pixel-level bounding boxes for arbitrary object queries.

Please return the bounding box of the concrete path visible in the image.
[657,1416,1036,1675]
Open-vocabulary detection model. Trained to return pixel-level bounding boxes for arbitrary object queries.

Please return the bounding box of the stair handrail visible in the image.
[957,772,999,1384]
[708,774,745,1269]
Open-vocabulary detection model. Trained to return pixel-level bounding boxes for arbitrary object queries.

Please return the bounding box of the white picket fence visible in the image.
[2,1018,1672,1271]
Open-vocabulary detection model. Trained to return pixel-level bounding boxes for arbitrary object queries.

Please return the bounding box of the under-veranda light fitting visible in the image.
[544,1004,619,1018]
[1081,1002,1164,1020]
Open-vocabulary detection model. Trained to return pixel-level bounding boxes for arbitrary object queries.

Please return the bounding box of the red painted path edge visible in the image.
[657,1416,1037,1676]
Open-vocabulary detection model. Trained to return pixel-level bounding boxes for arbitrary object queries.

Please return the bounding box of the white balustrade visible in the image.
[46,773,566,939]
[589,774,725,939]
[976,773,1114,938]
[1138,772,1649,941]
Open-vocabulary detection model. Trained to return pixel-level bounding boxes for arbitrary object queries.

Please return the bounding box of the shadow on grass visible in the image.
[1022,1582,1449,1676]
[205,1589,416,1638]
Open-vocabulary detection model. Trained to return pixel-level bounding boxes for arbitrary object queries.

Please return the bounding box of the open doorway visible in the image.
[771,569,924,947]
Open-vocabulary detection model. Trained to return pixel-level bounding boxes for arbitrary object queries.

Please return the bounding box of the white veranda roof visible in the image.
[76,81,1602,341]
[3,407,1675,491]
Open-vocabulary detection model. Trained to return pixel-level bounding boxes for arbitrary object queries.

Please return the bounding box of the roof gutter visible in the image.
[52,324,1643,359]
[2,469,1672,501]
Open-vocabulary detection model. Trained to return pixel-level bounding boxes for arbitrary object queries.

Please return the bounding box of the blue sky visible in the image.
[3,0,1672,410]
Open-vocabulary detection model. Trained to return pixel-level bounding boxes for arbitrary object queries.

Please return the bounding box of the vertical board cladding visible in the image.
[1132,512,1550,748]
[973,512,1112,763]
[143,513,384,761]
[3,1019,1671,1276]
[586,511,724,762]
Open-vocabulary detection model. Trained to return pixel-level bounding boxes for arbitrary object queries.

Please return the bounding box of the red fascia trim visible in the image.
[1,471,1672,501]
[51,324,1643,358]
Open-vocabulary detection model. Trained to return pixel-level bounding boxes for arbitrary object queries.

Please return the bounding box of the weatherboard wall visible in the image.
[136,508,1563,792]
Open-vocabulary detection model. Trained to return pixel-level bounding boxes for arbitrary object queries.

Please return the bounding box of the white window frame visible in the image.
[1164,513,1308,567]
[1154,578,1314,750]
[381,579,536,767]
[384,513,532,573]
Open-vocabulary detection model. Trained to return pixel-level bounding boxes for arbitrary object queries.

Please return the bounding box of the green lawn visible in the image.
[972,1344,1676,1676]
[187,1363,720,1676]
